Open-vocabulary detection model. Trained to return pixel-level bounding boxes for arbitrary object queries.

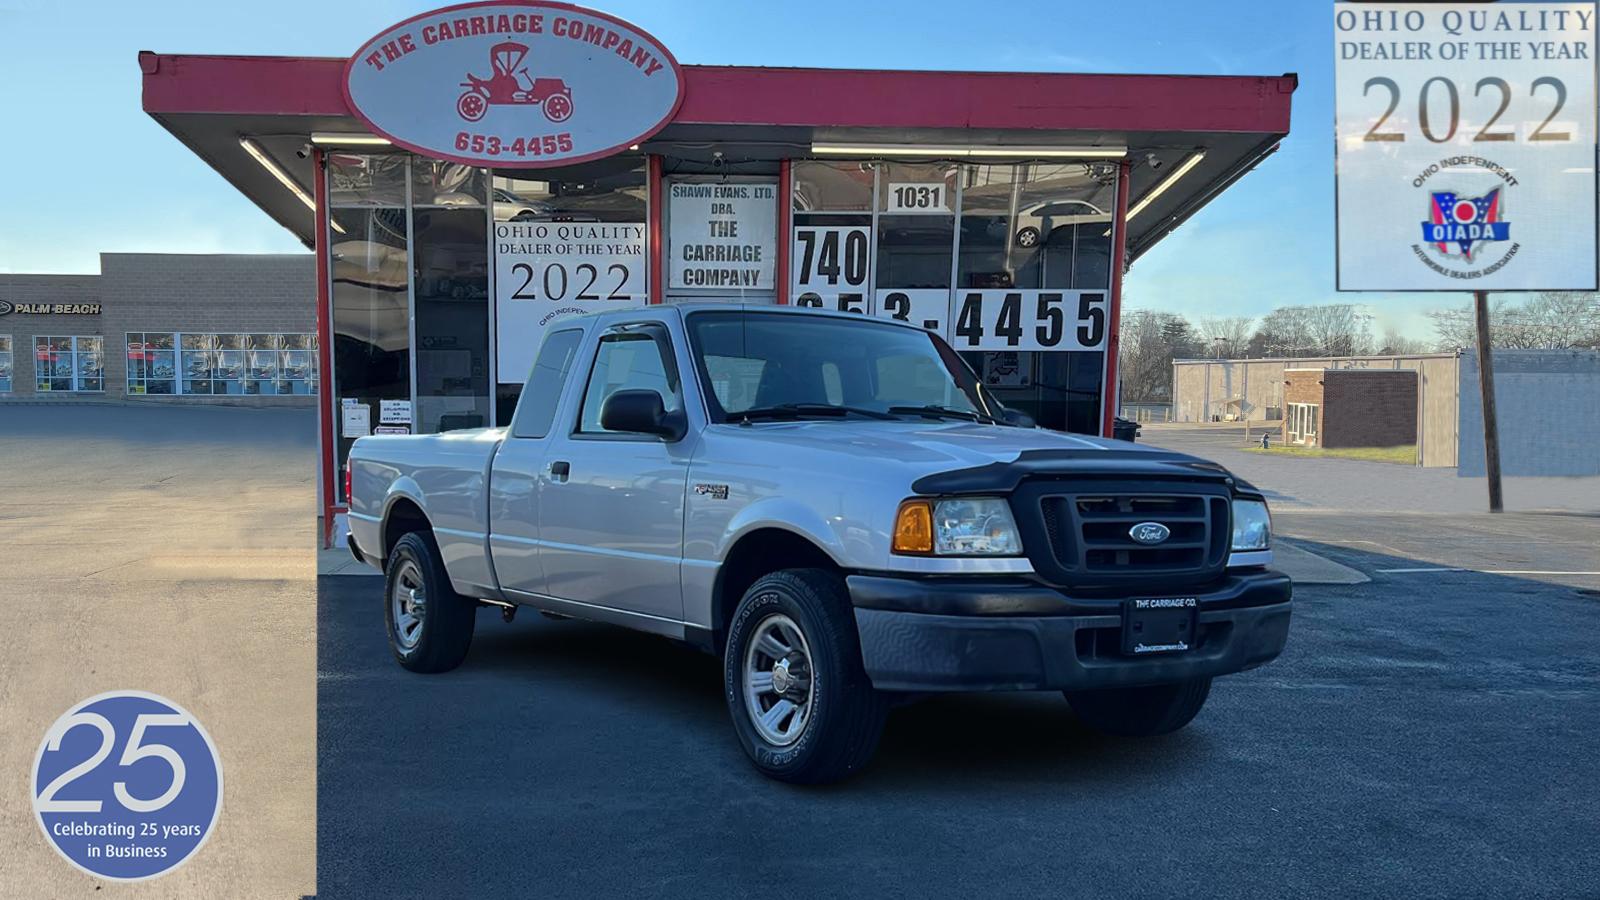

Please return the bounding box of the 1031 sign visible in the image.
[950,290,1106,352]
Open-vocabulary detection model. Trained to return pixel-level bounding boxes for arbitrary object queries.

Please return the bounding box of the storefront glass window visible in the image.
[792,161,874,213]
[34,336,102,393]
[492,158,645,223]
[490,158,647,424]
[126,332,176,395]
[329,154,411,500]
[413,206,491,433]
[181,333,214,394]
[0,335,12,392]
[792,162,873,314]
[955,162,1117,433]
[279,334,318,395]
[876,162,957,291]
[136,332,315,397]
[413,160,486,207]
[328,153,408,207]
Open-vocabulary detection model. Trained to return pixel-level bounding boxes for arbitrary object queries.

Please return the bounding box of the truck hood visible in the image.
[715,420,1243,492]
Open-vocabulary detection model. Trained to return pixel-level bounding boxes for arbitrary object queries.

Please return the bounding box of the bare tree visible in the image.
[1196,316,1255,358]
[1118,309,1200,402]
[1248,304,1372,357]
[1376,327,1431,356]
[1428,292,1600,350]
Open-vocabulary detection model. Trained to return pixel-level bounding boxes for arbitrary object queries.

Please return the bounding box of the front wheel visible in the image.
[724,569,887,784]
[385,531,476,673]
[1064,677,1212,737]
[543,93,573,122]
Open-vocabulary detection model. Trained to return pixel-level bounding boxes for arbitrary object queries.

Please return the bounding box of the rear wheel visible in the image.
[724,569,887,784]
[1064,677,1211,737]
[385,531,476,673]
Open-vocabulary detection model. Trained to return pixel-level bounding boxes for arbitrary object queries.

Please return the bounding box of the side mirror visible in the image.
[999,407,1036,428]
[599,389,686,441]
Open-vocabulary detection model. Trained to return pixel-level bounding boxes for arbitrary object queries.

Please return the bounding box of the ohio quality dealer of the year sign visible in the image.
[343,1,685,167]
[1334,2,1598,291]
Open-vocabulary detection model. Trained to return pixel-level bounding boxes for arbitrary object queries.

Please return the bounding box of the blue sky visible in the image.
[0,0,1442,337]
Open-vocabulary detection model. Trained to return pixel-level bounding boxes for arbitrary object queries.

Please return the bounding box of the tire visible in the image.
[1015,226,1041,248]
[724,569,887,784]
[457,91,486,122]
[384,531,476,674]
[1064,677,1212,737]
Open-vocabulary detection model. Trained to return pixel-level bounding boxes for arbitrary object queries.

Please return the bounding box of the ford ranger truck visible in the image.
[346,304,1290,784]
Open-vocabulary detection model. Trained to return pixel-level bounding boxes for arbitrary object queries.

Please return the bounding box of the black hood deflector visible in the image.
[911,447,1261,496]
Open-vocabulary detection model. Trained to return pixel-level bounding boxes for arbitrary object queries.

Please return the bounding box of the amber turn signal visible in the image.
[892,499,934,554]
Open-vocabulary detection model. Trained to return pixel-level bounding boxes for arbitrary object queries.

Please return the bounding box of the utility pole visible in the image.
[1473,290,1503,513]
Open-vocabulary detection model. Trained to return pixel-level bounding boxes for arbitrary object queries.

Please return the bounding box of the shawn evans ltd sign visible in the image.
[343,1,685,167]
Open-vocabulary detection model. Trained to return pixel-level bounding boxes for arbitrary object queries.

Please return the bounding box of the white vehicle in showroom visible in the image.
[346,305,1289,783]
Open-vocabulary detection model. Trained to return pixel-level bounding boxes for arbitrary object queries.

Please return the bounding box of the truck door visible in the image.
[487,327,584,598]
[537,323,690,623]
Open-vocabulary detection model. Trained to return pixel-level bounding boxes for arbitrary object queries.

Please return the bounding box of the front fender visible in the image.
[719,496,850,564]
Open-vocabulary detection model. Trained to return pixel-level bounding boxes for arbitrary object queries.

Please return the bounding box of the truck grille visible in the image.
[1022,482,1231,589]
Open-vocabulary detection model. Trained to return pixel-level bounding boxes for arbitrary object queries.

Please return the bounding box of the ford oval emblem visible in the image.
[1129,522,1171,545]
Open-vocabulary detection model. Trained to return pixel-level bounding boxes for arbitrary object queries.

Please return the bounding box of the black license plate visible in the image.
[1121,597,1198,655]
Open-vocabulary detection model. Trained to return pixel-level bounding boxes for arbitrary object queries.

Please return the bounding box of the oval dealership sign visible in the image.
[343,1,684,168]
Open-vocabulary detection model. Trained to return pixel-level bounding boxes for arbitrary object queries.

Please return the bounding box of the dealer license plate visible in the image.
[1121,597,1197,655]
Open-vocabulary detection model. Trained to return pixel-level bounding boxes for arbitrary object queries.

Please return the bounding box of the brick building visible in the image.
[1282,367,1417,450]
[0,253,315,405]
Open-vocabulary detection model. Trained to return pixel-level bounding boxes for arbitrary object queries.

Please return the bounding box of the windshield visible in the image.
[686,311,996,423]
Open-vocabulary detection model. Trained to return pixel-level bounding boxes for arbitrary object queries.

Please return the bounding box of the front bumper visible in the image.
[847,570,1291,692]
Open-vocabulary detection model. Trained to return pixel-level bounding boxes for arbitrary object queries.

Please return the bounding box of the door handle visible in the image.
[549,460,570,483]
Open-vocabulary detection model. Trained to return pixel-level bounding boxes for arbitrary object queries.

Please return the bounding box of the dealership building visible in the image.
[137,2,1296,543]
[0,253,315,403]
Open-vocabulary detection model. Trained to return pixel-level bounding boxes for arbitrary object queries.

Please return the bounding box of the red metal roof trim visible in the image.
[140,52,1294,135]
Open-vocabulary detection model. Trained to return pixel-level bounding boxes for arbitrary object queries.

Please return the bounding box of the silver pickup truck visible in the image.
[346,304,1290,783]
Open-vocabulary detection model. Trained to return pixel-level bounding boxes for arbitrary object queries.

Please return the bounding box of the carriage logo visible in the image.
[1419,188,1510,262]
[456,41,574,123]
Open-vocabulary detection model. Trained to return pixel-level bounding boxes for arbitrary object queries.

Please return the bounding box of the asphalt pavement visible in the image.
[317,519,1600,898]
[0,404,318,898]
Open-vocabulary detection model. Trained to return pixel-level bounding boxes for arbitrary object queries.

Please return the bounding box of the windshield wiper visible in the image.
[736,403,900,423]
[887,404,1001,424]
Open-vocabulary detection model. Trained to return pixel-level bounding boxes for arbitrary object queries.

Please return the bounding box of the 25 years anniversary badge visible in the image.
[32,691,223,881]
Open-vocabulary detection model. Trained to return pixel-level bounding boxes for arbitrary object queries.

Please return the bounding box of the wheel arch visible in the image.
[710,526,843,656]
[380,492,433,564]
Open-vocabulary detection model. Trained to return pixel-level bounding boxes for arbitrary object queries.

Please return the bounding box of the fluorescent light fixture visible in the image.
[310,132,393,146]
[1126,151,1206,221]
[810,143,1126,159]
[239,136,343,234]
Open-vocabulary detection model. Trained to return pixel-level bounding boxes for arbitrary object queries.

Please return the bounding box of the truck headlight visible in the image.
[893,497,1022,556]
[1231,499,1271,551]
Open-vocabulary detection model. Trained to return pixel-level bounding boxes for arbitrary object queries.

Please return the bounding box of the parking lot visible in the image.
[318,427,1600,899]
[0,404,317,898]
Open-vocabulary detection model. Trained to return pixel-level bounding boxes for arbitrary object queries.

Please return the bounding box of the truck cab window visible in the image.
[510,329,583,439]
[578,332,682,434]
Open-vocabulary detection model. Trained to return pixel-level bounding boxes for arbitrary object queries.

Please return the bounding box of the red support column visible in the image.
[648,154,665,304]
[776,159,792,304]
[312,149,339,547]
[1100,159,1133,439]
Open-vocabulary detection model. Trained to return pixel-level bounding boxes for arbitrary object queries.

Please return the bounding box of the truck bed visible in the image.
[346,427,507,597]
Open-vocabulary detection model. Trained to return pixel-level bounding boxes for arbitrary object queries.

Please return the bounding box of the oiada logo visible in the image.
[1416,183,1516,278]
[344,1,685,168]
